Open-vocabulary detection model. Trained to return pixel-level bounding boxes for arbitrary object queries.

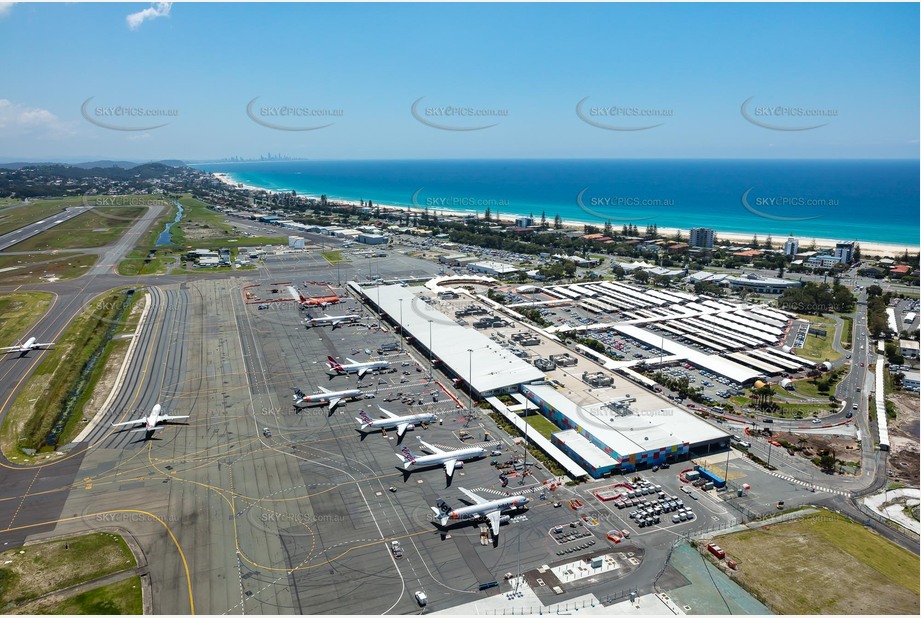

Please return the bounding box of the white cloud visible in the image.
[126,2,171,31]
[0,99,75,138]
[0,3,16,18]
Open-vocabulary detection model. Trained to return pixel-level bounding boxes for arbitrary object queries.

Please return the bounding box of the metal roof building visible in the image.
[351,283,544,396]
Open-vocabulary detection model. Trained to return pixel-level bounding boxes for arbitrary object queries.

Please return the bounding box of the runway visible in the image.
[0,206,89,252]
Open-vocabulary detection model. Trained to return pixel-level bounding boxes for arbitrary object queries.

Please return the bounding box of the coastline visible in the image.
[210,171,917,258]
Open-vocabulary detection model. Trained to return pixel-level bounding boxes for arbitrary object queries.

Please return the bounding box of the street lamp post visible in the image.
[399,299,404,352]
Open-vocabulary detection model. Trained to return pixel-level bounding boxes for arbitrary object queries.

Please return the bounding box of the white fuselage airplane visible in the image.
[292,386,362,412]
[357,406,437,437]
[326,356,390,379]
[432,487,529,536]
[304,314,360,329]
[1,336,55,357]
[111,404,189,436]
[396,438,486,479]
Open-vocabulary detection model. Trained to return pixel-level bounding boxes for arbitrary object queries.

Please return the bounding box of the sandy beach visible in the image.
[210,172,917,258]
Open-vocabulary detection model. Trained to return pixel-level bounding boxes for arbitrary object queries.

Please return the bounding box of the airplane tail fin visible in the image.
[433,499,451,526]
[326,356,343,371]
[399,445,416,469]
[357,410,373,427]
[292,387,306,400]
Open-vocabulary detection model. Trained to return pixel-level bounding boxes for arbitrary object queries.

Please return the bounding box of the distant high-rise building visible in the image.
[689,227,715,248]
[783,236,799,256]
[835,241,856,264]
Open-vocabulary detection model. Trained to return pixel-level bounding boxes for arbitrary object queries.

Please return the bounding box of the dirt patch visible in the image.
[887,392,920,485]
[180,223,228,242]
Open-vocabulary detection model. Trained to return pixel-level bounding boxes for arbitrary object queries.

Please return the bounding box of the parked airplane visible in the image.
[292,386,362,412]
[396,438,486,479]
[326,356,390,379]
[432,487,529,536]
[304,314,360,329]
[111,404,189,436]
[295,289,341,309]
[1,336,55,357]
[357,406,437,437]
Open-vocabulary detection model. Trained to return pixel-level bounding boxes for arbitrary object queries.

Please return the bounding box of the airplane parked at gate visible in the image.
[432,487,529,537]
[356,406,437,438]
[396,438,486,479]
[304,314,360,329]
[292,386,363,413]
[326,356,390,379]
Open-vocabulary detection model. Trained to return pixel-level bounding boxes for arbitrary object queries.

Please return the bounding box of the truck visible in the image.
[390,540,403,558]
[707,543,726,559]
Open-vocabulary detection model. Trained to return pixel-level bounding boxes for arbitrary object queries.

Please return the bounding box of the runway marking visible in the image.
[3,468,41,529]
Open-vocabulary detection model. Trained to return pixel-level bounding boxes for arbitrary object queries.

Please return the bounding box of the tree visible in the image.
[634,270,649,284]
[603,221,613,237]
[554,214,563,229]
[853,243,861,262]
[540,211,548,229]
[484,207,492,222]
[612,265,625,280]
[751,234,760,249]
[764,235,773,249]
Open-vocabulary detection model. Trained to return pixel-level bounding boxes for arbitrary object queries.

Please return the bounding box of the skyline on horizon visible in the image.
[1,2,918,161]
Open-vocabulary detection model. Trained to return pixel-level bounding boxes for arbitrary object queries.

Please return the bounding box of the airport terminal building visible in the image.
[523,384,729,477]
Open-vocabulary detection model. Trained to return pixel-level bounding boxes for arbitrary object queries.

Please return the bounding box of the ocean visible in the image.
[192,160,920,246]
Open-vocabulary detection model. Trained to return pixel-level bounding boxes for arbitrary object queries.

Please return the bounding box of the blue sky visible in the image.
[0,1,917,161]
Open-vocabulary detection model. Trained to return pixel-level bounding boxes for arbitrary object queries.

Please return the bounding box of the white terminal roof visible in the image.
[614,323,762,384]
[526,384,728,459]
[355,283,544,394]
[552,429,619,469]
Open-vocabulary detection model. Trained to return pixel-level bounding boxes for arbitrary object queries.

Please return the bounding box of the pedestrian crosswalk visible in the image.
[763,470,850,496]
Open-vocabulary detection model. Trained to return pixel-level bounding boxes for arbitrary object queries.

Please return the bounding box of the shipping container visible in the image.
[707,543,726,559]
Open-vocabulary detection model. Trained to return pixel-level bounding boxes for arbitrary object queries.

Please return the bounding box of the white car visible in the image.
[414,591,428,607]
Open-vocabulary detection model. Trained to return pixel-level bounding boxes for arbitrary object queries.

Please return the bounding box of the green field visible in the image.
[790,366,847,398]
[321,250,347,264]
[11,207,146,252]
[0,533,136,608]
[0,292,53,349]
[521,411,560,439]
[797,314,844,362]
[13,575,144,615]
[0,289,136,459]
[715,511,919,614]
[116,247,174,276]
[0,254,97,285]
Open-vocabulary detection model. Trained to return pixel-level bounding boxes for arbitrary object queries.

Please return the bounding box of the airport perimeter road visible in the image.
[0,206,90,251]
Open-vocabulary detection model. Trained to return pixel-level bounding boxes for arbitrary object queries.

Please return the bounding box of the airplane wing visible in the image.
[158,415,190,422]
[417,439,444,455]
[486,510,501,536]
[378,406,399,419]
[32,343,55,349]
[458,487,490,505]
[318,386,331,394]
[443,458,458,478]
[129,426,157,434]
[396,423,409,437]
[112,418,146,428]
[0,347,21,354]
[357,367,369,378]
[328,397,342,412]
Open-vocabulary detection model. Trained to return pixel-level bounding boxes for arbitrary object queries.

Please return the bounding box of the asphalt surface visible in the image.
[0,220,915,614]
[0,206,89,252]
